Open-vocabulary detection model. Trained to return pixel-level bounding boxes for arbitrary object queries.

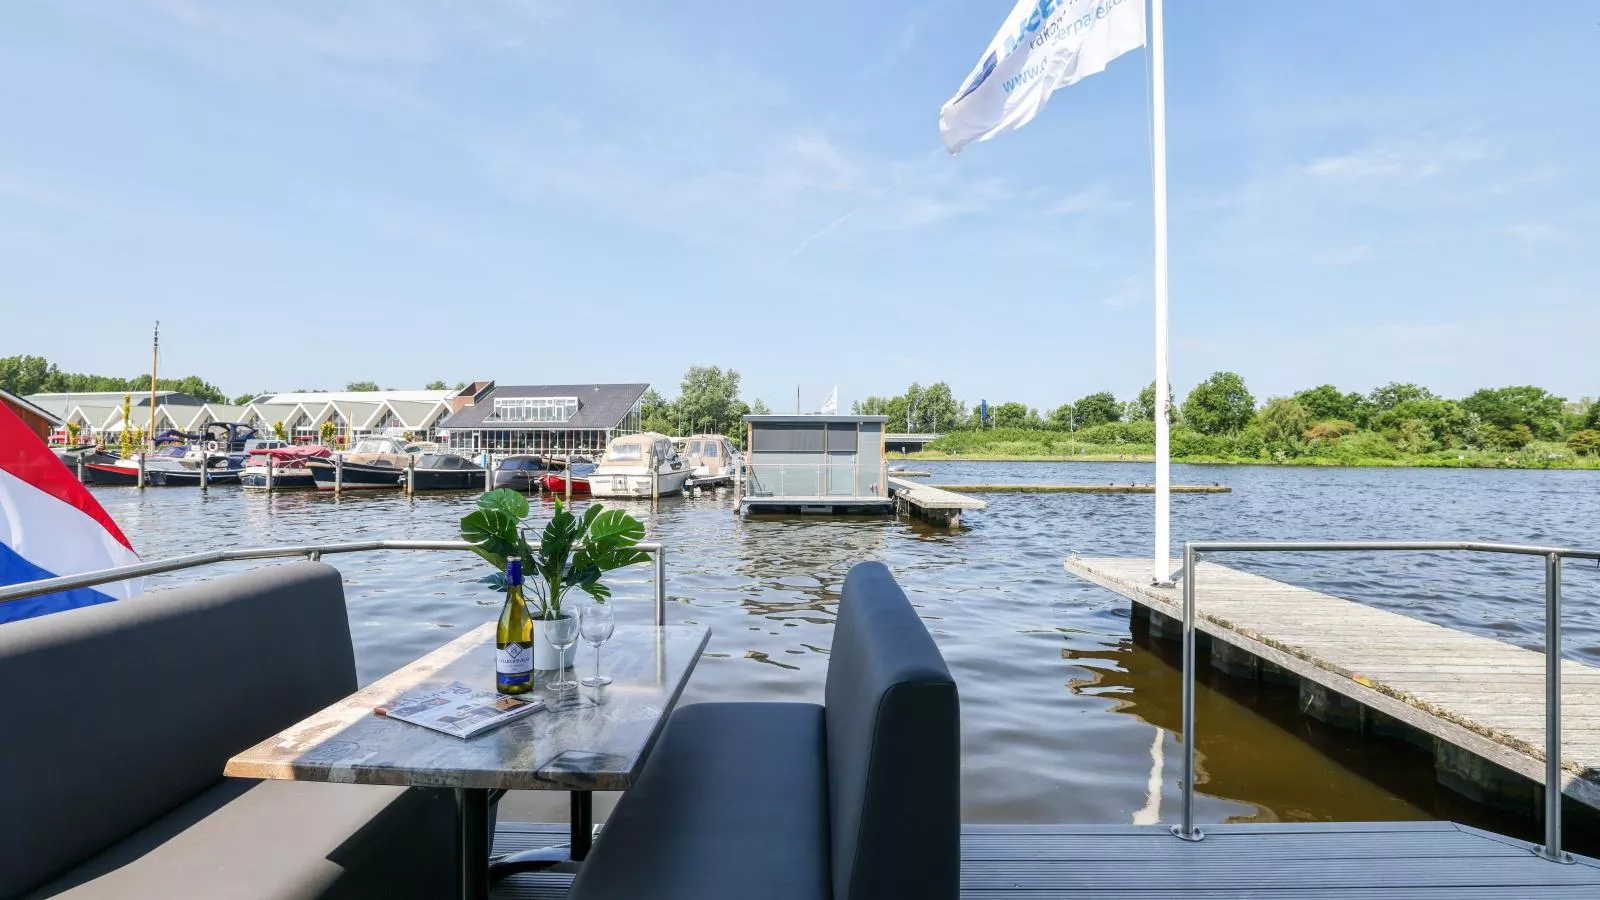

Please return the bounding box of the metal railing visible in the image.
[0,539,669,626]
[1170,540,1600,863]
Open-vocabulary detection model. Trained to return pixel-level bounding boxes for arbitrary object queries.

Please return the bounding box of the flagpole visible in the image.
[1150,0,1172,585]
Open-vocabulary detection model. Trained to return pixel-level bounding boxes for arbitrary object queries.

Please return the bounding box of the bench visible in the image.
[567,561,960,900]
[0,562,456,899]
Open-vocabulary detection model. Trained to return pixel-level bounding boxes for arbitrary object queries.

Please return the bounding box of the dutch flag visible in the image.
[0,403,141,624]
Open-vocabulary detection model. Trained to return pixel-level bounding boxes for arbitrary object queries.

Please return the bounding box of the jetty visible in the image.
[928,482,1230,494]
[888,476,986,527]
[1065,553,1600,817]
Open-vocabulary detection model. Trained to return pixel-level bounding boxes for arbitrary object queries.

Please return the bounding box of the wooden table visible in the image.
[227,624,711,900]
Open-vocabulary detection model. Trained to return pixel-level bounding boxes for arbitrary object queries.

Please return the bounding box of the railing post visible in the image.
[1539,552,1570,863]
[653,546,666,627]
[1172,542,1203,841]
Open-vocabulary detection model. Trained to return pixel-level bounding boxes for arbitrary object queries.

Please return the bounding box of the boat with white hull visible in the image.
[587,432,693,499]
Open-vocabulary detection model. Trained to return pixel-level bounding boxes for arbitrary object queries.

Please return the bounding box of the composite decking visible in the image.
[1064,556,1600,812]
[490,821,1600,897]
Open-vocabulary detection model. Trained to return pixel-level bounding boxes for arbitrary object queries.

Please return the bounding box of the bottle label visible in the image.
[496,643,533,686]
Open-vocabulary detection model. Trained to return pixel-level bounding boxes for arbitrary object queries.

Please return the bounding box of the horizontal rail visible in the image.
[1167,539,1592,865]
[0,539,668,625]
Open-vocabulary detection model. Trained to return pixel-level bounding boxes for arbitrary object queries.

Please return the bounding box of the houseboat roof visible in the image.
[742,414,888,424]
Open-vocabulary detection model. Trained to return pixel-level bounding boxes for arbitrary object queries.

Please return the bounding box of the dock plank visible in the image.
[1065,556,1600,812]
[490,821,1600,897]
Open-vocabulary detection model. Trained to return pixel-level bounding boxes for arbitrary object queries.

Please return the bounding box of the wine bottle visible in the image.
[495,556,534,695]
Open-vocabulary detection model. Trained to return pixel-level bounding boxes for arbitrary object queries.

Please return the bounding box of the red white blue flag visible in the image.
[0,403,141,623]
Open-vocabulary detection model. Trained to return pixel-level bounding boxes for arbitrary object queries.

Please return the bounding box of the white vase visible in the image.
[532,617,579,672]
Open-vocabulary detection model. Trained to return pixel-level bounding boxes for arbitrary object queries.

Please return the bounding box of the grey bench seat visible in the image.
[568,561,959,900]
[1,562,454,899]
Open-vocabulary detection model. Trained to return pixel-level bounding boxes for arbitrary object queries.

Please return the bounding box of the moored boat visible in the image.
[682,433,741,486]
[408,453,488,491]
[587,432,692,499]
[241,446,332,489]
[306,436,415,491]
[541,463,595,496]
[493,455,547,491]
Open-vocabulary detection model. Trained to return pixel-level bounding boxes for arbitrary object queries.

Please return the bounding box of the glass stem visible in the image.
[595,644,602,680]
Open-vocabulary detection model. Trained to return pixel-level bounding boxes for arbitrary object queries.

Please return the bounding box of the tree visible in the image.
[232,392,263,405]
[345,380,380,392]
[1373,398,1471,449]
[639,388,674,435]
[1304,420,1358,444]
[1047,403,1076,430]
[66,422,81,445]
[0,355,60,395]
[118,394,134,458]
[914,382,964,432]
[1484,423,1534,451]
[272,420,287,441]
[1367,382,1438,416]
[1258,398,1310,446]
[1567,429,1600,457]
[676,365,743,436]
[751,398,772,415]
[852,396,891,416]
[1183,372,1255,435]
[425,380,448,390]
[1072,391,1121,429]
[1460,386,1566,439]
[1294,384,1366,425]
[1133,382,1177,423]
[319,421,336,445]
[992,401,1039,429]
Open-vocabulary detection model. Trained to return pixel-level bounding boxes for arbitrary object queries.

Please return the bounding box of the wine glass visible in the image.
[542,610,580,692]
[580,602,615,687]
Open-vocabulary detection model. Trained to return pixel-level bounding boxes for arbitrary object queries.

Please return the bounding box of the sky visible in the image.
[1,1,1596,413]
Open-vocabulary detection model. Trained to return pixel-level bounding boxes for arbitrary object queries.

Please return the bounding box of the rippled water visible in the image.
[90,461,1600,838]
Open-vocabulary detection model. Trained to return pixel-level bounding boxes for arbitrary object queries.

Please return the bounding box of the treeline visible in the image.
[638,366,769,447]
[1,354,229,404]
[859,374,1600,461]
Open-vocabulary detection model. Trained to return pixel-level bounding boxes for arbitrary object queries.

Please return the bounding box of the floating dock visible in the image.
[928,483,1230,494]
[490,821,1600,898]
[1064,555,1600,815]
[888,477,986,527]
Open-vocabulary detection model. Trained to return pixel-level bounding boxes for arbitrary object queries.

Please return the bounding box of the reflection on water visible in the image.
[90,461,1600,838]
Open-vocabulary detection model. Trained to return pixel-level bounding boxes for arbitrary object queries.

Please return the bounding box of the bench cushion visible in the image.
[27,780,454,900]
[567,702,830,900]
[825,561,959,900]
[0,562,359,897]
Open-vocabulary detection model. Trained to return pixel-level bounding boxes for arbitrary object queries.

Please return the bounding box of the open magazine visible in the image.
[375,681,545,739]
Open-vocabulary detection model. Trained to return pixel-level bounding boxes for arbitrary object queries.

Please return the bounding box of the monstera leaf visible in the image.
[460,493,647,616]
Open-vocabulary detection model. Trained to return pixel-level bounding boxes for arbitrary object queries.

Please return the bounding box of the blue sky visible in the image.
[1,1,1595,413]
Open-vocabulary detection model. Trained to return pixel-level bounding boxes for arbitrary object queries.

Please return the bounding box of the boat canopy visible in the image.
[248,446,332,462]
[603,432,672,464]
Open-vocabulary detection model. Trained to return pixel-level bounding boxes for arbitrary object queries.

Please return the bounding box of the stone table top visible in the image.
[226,624,711,791]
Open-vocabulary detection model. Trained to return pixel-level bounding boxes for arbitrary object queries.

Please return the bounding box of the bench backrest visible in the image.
[0,562,356,898]
[824,562,959,900]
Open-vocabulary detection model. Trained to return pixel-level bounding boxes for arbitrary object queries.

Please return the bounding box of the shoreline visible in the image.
[899,452,1600,471]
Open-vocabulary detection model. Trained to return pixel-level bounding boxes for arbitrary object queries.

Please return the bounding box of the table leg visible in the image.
[487,790,593,880]
[455,788,491,900]
[571,791,593,860]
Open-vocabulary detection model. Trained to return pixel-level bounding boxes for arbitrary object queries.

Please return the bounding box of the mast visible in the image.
[1150,0,1172,586]
[147,321,159,452]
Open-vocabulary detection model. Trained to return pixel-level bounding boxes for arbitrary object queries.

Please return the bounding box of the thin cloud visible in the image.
[1050,185,1129,217]
[1312,244,1375,266]
[1503,222,1574,246]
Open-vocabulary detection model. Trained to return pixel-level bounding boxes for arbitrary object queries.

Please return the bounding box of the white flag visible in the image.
[819,386,838,415]
[940,0,1145,154]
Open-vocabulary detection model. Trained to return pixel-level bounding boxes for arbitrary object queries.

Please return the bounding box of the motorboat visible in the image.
[55,446,121,482]
[541,463,595,496]
[492,455,547,491]
[409,453,488,491]
[84,446,245,486]
[306,436,415,491]
[241,445,332,490]
[587,432,693,499]
[681,434,741,487]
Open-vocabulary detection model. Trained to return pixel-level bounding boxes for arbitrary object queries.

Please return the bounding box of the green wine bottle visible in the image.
[496,556,534,695]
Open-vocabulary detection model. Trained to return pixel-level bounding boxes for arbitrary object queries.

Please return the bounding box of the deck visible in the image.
[1064,556,1600,812]
[888,476,986,526]
[490,821,1600,897]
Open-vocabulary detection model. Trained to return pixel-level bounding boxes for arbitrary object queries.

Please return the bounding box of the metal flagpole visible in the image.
[1150,0,1172,586]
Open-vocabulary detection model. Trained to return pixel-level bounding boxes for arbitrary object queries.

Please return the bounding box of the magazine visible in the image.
[375,681,545,739]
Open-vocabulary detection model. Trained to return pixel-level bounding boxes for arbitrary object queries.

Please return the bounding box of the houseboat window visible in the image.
[607,443,644,461]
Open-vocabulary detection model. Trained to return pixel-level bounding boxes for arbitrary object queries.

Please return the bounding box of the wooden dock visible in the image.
[1064,556,1600,814]
[888,476,986,526]
[491,821,1600,897]
[928,483,1230,494]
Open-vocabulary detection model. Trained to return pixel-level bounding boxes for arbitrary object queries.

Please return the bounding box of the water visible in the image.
[90,462,1600,840]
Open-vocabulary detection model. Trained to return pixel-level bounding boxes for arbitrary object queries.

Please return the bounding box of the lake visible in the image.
[90,461,1600,842]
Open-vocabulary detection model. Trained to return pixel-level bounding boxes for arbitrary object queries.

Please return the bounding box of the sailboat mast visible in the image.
[1150,0,1172,587]
[147,321,159,451]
